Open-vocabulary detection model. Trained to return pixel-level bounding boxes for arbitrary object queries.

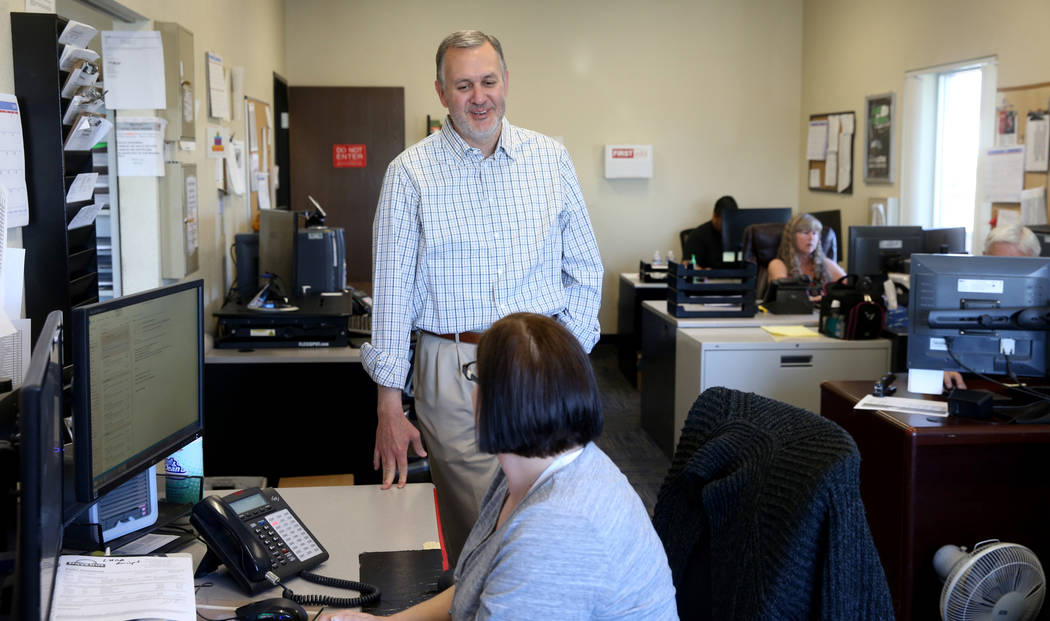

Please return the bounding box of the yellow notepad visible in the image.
[761,325,820,337]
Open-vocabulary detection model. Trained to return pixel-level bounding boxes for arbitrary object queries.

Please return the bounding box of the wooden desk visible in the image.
[194,484,440,615]
[820,379,1050,621]
[204,339,380,485]
[617,273,668,386]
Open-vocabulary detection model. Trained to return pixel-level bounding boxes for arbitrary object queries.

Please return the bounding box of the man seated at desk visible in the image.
[943,224,1041,390]
[321,314,678,620]
[682,195,737,268]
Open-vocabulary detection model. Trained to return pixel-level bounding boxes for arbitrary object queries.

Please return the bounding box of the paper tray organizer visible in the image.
[638,260,669,283]
[666,261,757,318]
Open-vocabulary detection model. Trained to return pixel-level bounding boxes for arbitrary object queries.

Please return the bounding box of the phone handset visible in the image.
[191,495,273,584]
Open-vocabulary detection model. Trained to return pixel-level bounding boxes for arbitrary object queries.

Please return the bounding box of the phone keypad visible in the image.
[265,508,323,562]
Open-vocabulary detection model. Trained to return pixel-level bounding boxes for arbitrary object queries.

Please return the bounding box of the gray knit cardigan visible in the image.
[653,387,895,620]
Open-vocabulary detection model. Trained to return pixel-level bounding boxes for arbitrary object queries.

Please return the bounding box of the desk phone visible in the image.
[192,487,329,594]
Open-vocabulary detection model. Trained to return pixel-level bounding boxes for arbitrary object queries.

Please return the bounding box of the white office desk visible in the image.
[195,484,440,614]
[639,299,821,457]
[640,298,819,328]
[670,328,891,454]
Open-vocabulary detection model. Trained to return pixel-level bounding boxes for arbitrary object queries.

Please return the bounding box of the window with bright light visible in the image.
[901,57,996,251]
[932,68,982,232]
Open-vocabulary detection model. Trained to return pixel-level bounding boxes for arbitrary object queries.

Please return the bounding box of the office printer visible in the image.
[296,225,346,294]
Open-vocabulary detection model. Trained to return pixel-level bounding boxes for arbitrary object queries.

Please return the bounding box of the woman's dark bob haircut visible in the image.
[475,313,603,458]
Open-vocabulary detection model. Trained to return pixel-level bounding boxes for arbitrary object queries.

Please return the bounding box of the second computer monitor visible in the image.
[721,207,793,256]
[847,225,924,276]
[922,227,967,254]
[71,279,204,502]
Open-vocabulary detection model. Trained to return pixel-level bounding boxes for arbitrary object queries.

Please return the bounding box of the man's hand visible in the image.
[943,371,967,390]
[374,386,426,489]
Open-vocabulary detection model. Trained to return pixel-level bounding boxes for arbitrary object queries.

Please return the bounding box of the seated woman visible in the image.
[320,313,678,621]
[767,213,845,300]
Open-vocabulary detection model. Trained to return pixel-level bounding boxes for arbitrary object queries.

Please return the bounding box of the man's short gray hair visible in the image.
[436,30,507,88]
[984,224,1042,257]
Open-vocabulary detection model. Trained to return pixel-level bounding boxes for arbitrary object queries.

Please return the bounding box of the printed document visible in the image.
[985,147,1025,202]
[0,95,29,228]
[115,117,166,176]
[807,120,828,160]
[58,19,98,48]
[101,31,166,109]
[855,394,949,418]
[207,51,230,119]
[49,554,195,621]
[66,172,99,203]
[1025,114,1049,172]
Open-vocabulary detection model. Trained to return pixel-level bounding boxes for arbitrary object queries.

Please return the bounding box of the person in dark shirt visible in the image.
[683,195,737,267]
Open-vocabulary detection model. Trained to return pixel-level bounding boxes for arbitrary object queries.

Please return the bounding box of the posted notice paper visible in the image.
[115,117,166,177]
[806,120,828,161]
[101,31,166,110]
[985,147,1025,202]
[206,52,230,120]
[0,94,29,228]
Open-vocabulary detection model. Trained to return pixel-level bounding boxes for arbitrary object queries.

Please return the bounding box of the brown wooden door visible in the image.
[288,87,405,283]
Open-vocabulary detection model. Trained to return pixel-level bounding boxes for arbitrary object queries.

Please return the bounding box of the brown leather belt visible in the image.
[425,330,483,344]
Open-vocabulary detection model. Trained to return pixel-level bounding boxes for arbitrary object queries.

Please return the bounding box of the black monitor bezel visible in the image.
[71,279,204,503]
[15,310,65,621]
[720,207,793,254]
[922,227,967,254]
[847,225,924,276]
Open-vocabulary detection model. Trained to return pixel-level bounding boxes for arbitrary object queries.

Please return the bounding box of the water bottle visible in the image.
[652,250,663,266]
[165,437,204,504]
[666,250,676,264]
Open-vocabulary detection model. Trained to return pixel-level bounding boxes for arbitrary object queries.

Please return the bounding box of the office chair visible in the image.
[652,387,892,620]
[679,228,695,258]
[741,222,838,300]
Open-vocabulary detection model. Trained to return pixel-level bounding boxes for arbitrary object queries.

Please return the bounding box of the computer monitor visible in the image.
[847,225,924,276]
[13,310,65,620]
[71,279,204,503]
[721,207,793,256]
[907,254,1050,378]
[922,227,967,254]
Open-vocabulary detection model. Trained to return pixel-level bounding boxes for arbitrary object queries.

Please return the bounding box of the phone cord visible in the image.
[281,570,381,608]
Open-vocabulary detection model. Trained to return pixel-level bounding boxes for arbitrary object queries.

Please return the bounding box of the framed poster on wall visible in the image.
[865,92,894,184]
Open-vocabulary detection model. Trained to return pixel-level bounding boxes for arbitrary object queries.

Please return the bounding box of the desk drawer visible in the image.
[701,345,889,413]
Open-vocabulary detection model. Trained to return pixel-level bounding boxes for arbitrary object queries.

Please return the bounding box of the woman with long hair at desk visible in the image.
[320,313,678,620]
[768,213,846,300]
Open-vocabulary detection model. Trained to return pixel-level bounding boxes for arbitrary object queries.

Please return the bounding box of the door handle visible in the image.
[780,354,813,367]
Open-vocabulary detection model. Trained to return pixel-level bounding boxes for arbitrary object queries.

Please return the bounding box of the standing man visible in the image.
[683,195,737,267]
[360,30,603,565]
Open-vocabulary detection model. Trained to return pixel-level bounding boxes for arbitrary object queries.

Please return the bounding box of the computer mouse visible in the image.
[234,597,308,621]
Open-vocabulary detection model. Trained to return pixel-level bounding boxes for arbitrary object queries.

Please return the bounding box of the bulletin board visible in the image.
[993,81,1050,224]
[807,111,855,194]
[245,96,275,231]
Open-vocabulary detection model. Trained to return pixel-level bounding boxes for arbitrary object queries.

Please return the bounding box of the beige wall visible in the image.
[799,0,1050,253]
[285,0,804,331]
[2,0,286,314]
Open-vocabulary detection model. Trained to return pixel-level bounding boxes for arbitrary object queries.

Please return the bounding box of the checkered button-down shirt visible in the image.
[361,118,603,389]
